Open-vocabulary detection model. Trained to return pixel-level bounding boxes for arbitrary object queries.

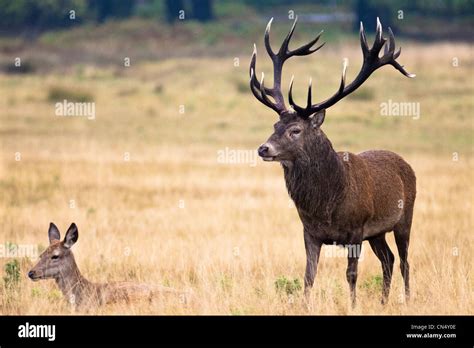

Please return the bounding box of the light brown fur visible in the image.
[29,223,189,310]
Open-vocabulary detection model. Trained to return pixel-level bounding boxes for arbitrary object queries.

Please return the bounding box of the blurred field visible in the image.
[0,28,473,314]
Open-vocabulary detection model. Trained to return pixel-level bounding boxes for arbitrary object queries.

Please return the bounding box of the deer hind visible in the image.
[250,17,416,306]
[28,223,189,310]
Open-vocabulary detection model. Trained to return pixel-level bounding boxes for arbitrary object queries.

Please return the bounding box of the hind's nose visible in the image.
[258,144,269,157]
[28,270,35,279]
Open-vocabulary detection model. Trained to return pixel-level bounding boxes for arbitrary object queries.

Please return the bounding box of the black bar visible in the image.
[0,315,472,346]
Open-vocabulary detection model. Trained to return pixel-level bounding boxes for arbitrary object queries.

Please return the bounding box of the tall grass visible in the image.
[0,41,472,315]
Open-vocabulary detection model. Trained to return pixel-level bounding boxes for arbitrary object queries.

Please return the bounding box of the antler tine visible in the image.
[360,22,369,59]
[288,75,295,107]
[387,27,396,55]
[264,18,276,59]
[278,17,297,56]
[307,78,313,109]
[338,59,348,94]
[288,75,315,115]
[371,17,386,52]
[383,27,395,58]
[390,60,416,78]
[383,27,394,56]
[249,44,257,78]
[249,68,267,106]
[289,75,305,114]
[279,17,325,58]
[290,31,325,57]
[249,44,274,94]
[393,46,401,60]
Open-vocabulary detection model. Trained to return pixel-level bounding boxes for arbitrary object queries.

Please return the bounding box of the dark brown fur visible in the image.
[259,111,416,305]
[252,17,416,305]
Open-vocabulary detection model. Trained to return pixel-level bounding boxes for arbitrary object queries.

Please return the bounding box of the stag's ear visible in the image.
[63,223,79,249]
[48,223,61,244]
[309,110,326,128]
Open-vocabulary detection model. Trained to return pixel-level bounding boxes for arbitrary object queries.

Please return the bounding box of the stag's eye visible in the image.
[51,255,59,260]
[289,128,302,138]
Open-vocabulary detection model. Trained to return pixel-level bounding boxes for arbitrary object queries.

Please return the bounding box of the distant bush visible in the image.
[153,83,164,95]
[47,85,94,102]
[275,276,302,296]
[0,0,136,30]
[0,0,88,30]
[234,78,248,94]
[0,60,36,74]
[135,0,165,20]
[215,1,255,19]
[356,0,474,31]
[3,259,20,288]
[362,274,383,293]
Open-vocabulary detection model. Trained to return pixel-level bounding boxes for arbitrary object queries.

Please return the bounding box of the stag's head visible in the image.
[250,17,415,163]
[28,223,79,281]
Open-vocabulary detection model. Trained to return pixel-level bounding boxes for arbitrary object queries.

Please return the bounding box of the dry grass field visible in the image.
[0,32,472,314]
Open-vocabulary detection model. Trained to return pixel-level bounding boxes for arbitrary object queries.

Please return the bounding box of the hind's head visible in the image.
[28,223,79,281]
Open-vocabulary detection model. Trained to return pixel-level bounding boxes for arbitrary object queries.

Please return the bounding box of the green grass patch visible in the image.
[275,276,302,296]
[47,85,94,103]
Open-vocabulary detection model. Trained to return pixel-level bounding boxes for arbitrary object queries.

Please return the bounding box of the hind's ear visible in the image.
[48,223,61,244]
[309,110,326,128]
[63,223,79,249]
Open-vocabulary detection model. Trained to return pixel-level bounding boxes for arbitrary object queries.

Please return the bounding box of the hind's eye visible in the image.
[51,255,59,260]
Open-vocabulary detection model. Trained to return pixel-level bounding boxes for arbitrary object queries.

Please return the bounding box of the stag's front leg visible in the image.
[346,243,362,307]
[303,231,322,297]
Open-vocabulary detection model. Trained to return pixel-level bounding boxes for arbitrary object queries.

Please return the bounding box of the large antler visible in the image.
[249,16,324,116]
[289,17,415,118]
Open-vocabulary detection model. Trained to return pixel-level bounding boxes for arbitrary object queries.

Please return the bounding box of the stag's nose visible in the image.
[28,270,35,279]
[258,144,269,157]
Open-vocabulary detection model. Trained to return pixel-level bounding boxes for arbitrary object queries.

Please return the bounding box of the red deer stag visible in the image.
[250,17,416,305]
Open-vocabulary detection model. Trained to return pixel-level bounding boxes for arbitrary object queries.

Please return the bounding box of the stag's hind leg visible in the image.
[368,235,394,304]
[346,243,362,307]
[394,222,411,301]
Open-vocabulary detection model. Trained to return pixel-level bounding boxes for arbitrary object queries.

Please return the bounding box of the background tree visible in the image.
[354,0,393,32]
[89,0,135,23]
[164,0,184,23]
[191,0,213,22]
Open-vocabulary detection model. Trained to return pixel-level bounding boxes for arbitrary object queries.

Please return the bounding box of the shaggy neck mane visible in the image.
[282,131,346,223]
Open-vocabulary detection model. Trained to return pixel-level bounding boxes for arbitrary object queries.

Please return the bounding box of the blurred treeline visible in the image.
[0,0,473,32]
